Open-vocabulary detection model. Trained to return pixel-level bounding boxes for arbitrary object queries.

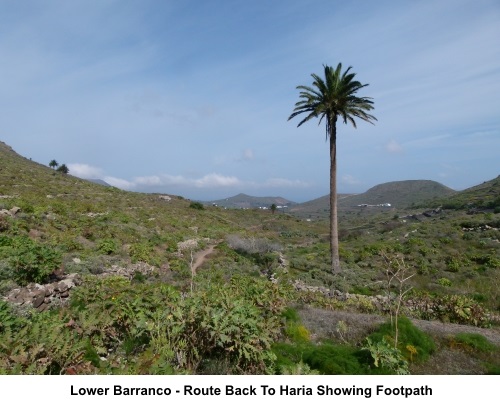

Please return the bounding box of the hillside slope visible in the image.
[289,180,455,218]
[423,175,500,210]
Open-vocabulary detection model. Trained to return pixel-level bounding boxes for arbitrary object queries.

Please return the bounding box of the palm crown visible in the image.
[288,63,376,135]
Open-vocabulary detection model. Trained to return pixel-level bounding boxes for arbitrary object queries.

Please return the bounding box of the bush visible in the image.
[226,235,282,254]
[189,202,204,210]
[0,301,24,333]
[362,337,409,375]
[69,274,285,374]
[6,237,61,285]
[272,342,372,375]
[367,316,436,362]
[281,308,311,344]
[129,243,159,265]
[437,277,452,287]
[97,238,119,255]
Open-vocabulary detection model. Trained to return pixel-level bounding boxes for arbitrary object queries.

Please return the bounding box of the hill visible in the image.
[422,175,500,210]
[342,179,456,208]
[204,193,296,209]
[290,180,455,218]
[288,193,355,219]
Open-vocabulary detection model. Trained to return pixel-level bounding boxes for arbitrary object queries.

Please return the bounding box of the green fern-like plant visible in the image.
[363,337,409,375]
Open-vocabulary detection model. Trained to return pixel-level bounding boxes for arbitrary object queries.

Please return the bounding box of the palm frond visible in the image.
[288,63,376,134]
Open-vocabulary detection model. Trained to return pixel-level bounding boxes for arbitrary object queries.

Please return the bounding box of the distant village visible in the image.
[357,203,392,207]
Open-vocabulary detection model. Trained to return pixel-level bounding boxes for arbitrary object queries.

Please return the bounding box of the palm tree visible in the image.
[288,63,376,274]
[49,159,58,169]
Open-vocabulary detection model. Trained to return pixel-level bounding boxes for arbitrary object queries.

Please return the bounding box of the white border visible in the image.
[1,375,496,404]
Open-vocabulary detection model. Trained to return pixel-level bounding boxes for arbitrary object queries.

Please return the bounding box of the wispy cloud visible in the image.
[106,173,242,189]
[385,140,403,154]
[103,176,135,190]
[261,178,309,188]
[71,162,310,194]
[67,163,103,178]
[239,148,254,161]
[341,175,361,185]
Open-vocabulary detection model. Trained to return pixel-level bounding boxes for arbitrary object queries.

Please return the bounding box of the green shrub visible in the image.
[272,342,370,375]
[436,295,490,326]
[437,277,452,287]
[283,310,311,344]
[408,292,490,327]
[97,238,119,255]
[0,301,25,333]
[445,257,460,272]
[189,202,204,210]
[69,274,284,374]
[285,324,311,343]
[302,343,368,374]
[367,316,436,362]
[0,310,89,374]
[7,237,61,285]
[129,243,159,266]
[281,307,301,323]
[452,333,497,353]
[362,337,409,375]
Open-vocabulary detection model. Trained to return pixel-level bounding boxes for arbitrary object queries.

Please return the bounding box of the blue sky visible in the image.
[1,0,499,202]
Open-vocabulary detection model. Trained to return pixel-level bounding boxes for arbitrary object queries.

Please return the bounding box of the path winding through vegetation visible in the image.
[192,243,218,274]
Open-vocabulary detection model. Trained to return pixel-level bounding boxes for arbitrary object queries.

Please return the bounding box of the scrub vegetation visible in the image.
[0,141,499,374]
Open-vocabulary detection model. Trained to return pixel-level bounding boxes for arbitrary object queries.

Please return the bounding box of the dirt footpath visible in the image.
[298,307,500,345]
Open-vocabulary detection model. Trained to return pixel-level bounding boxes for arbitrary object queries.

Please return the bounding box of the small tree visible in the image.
[56,164,69,174]
[49,159,58,169]
[177,239,199,293]
[381,252,415,348]
[270,204,277,214]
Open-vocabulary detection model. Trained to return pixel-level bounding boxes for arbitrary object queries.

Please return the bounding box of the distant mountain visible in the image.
[290,180,456,218]
[288,194,355,218]
[204,193,296,209]
[340,180,456,208]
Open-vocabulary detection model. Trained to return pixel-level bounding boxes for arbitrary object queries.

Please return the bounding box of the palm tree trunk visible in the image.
[329,118,341,274]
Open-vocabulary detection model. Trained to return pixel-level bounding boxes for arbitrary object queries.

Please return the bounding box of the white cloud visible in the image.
[261,178,310,188]
[341,175,361,185]
[103,176,135,189]
[124,173,242,189]
[133,175,165,186]
[385,140,403,154]
[102,170,309,193]
[67,163,103,178]
[193,173,241,188]
[241,148,254,161]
